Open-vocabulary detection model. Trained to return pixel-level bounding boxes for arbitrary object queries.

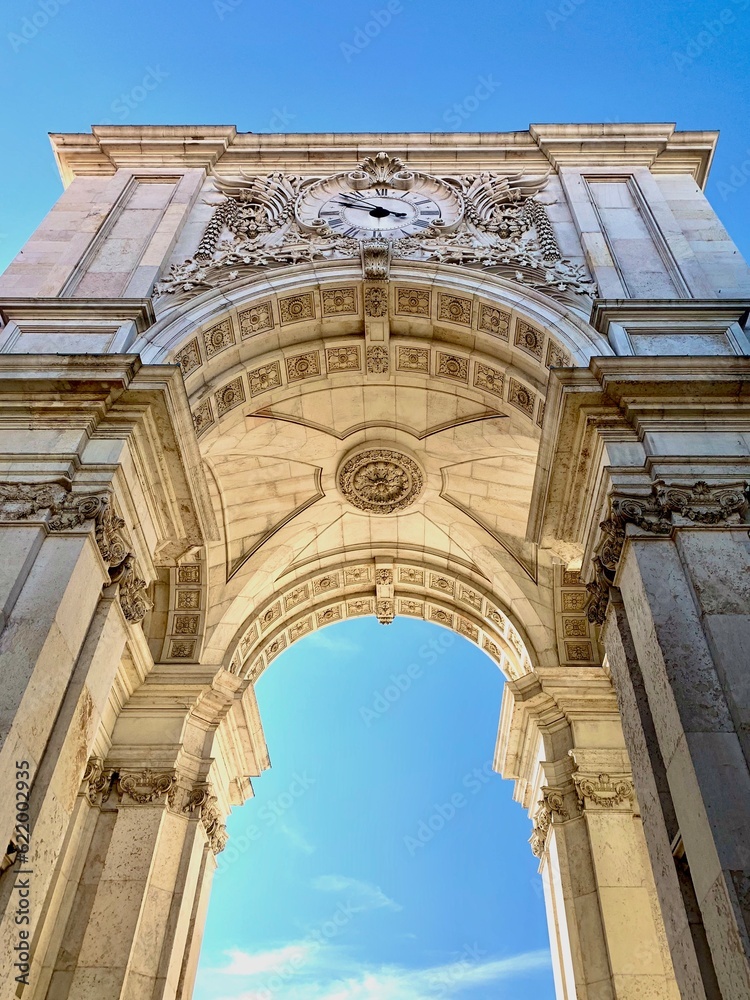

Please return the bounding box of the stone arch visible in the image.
[223,553,537,683]
[140,261,609,679]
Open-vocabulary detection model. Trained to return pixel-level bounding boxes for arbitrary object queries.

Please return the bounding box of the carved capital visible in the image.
[573,771,634,810]
[113,768,178,806]
[184,783,229,854]
[529,785,574,857]
[0,481,108,530]
[586,480,749,624]
[111,553,150,624]
[82,756,110,805]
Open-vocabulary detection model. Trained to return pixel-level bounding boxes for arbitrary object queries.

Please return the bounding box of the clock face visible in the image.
[296,175,463,240]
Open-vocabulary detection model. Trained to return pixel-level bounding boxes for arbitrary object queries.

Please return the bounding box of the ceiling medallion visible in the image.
[338,448,424,514]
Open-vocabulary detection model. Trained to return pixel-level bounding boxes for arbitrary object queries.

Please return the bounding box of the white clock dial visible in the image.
[296,174,464,241]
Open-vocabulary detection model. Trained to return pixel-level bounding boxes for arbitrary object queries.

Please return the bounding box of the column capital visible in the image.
[569,747,635,811]
[586,479,749,623]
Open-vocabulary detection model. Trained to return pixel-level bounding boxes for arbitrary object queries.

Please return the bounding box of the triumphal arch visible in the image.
[0,123,749,1000]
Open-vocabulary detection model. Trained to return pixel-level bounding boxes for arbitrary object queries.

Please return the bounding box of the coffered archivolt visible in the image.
[219,553,538,686]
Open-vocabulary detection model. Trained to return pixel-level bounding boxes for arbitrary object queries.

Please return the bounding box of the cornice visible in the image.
[47,124,719,187]
[530,123,717,188]
[590,298,750,335]
[0,297,155,333]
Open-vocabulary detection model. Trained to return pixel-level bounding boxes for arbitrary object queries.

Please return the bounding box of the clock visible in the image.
[296,172,464,241]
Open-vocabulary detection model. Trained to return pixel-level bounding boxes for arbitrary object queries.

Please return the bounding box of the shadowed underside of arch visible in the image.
[143,261,604,681]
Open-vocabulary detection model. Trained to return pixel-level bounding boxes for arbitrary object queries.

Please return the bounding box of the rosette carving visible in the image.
[338,449,424,514]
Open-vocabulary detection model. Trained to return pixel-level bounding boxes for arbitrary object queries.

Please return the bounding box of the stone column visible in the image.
[605,590,722,1000]
[532,758,678,1000]
[591,481,750,1000]
[41,767,224,1000]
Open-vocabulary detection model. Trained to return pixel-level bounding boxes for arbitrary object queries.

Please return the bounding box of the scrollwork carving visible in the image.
[82,756,110,805]
[528,786,572,858]
[573,772,634,810]
[115,768,177,806]
[155,154,595,300]
[184,784,229,854]
[586,480,748,624]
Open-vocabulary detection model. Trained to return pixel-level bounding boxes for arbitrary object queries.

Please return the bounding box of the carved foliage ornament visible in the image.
[0,481,150,625]
[155,154,595,299]
[184,784,229,854]
[573,772,634,810]
[338,449,424,514]
[83,758,228,854]
[529,786,571,858]
[586,480,749,625]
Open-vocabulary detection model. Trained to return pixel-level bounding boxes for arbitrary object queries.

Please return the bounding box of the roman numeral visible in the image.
[329,218,344,228]
[320,210,339,216]
[420,209,440,216]
[412,220,431,229]
[343,227,358,237]
[414,198,432,205]
[376,187,388,197]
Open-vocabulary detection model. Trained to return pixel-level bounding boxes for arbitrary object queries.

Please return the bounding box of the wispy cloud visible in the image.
[217,943,316,977]
[204,944,551,999]
[312,875,402,912]
[279,821,316,855]
[304,631,363,655]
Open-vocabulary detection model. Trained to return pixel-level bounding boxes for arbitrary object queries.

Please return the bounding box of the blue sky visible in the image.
[196,618,553,1000]
[3,2,749,996]
[1,0,750,270]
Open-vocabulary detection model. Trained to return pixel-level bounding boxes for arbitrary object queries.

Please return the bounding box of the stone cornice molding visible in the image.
[529,356,750,552]
[0,297,155,333]
[0,356,218,551]
[529,123,716,187]
[48,124,718,188]
[50,126,238,187]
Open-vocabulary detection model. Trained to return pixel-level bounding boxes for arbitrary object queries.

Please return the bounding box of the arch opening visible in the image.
[195,616,556,1000]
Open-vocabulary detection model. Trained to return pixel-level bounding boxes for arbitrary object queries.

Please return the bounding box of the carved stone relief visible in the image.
[155,154,595,300]
[337,449,424,514]
[586,480,749,624]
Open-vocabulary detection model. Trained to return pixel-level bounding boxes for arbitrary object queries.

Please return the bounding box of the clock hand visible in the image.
[337,202,408,219]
